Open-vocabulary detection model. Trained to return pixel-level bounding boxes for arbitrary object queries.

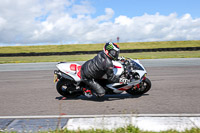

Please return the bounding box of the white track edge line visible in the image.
[1,114,200,119]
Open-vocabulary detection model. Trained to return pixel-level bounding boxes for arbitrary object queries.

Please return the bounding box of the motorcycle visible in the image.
[54,57,151,98]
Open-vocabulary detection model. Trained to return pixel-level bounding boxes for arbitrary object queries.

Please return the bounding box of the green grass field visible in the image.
[0,40,199,64]
[0,51,199,64]
[0,40,200,54]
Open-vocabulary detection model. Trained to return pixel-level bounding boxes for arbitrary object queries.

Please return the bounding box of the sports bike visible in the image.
[54,57,151,98]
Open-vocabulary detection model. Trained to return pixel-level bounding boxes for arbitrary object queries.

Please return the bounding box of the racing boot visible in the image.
[82,88,93,98]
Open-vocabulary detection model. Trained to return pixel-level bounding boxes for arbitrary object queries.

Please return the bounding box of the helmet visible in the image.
[103,42,120,60]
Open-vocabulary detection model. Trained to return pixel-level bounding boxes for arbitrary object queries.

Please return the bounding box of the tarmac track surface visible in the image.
[0,58,200,116]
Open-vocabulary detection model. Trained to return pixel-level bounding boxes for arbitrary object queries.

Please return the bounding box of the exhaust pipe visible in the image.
[54,70,75,82]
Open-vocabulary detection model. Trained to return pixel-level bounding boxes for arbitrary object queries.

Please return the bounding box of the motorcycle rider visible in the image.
[81,42,129,97]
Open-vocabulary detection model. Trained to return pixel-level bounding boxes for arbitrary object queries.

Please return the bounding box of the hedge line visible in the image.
[0,47,200,57]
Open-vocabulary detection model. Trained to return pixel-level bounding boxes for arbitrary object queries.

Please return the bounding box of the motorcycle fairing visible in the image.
[56,62,82,82]
[112,61,124,76]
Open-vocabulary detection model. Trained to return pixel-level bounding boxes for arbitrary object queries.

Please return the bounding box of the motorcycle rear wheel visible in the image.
[56,78,81,98]
[126,78,151,95]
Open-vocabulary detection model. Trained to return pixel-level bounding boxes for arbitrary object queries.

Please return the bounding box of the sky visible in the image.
[0,0,200,46]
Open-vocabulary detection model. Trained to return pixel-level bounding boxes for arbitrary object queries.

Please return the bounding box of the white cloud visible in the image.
[0,0,200,46]
[0,17,6,30]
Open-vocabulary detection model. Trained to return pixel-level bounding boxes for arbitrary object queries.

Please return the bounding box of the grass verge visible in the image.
[1,125,199,133]
[0,51,199,64]
[38,125,200,133]
[0,40,200,54]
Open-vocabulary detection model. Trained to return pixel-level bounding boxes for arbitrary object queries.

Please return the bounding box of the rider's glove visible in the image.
[119,77,130,84]
[118,56,125,62]
[133,72,140,80]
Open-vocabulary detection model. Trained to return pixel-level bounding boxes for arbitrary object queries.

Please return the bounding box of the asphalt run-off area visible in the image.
[0,58,200,132]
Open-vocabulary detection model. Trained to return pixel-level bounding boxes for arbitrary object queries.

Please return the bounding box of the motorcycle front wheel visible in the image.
[56,78,81,98]
[126,78,151,95]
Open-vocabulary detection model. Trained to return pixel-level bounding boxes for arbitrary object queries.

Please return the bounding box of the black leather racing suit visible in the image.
[81,51,119,96]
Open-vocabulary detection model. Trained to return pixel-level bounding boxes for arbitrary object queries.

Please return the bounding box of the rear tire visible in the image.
[126,78,151,95]
[56,78,81,98]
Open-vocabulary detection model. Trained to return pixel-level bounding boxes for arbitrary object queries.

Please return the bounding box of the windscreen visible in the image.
[130,60,144,70]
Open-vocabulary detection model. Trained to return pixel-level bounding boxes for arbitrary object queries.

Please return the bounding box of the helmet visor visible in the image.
[109,49,119,60]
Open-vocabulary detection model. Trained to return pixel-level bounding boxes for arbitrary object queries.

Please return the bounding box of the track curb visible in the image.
[1,114,200,132]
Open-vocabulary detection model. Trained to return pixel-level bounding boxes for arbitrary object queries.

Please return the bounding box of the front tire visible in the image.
[56,78,81,98]
[126,78,151,95]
